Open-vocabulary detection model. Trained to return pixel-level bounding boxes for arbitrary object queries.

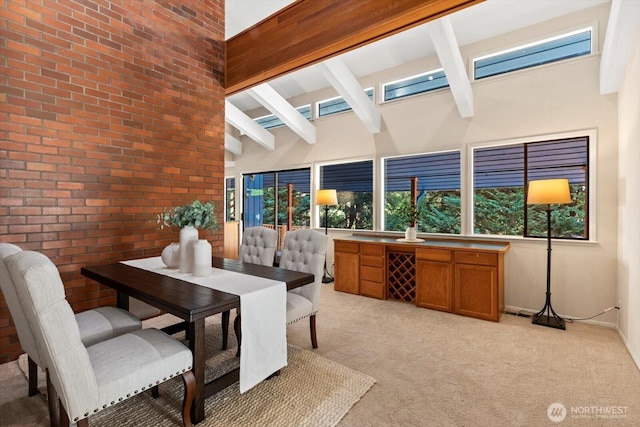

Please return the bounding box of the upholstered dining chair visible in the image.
[223,226,278,352]
[4,250,195,427]
[238,226,278,267]
[279,229,327,349]
[0,243,141,425]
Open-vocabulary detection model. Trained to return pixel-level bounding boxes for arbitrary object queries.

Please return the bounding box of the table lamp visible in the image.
[526,178,571,330]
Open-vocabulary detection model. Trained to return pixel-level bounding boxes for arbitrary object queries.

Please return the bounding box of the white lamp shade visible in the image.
[316,189,338,206]
[527,179,571,205]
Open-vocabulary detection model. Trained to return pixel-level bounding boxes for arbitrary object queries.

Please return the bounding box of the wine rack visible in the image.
[387,251,416,303]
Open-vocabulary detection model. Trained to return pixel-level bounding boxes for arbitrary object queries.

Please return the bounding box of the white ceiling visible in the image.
[225,0,611,113]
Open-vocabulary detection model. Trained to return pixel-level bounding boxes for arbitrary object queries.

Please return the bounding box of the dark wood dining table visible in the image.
[81,256,314,424]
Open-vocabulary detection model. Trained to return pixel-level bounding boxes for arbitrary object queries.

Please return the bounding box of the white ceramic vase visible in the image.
[405,226,417,241]
[193,239,212,277]
[161,242,180,268]
[179,226,198,273]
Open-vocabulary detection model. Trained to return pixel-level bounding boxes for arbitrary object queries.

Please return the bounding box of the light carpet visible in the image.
[16,314,376,426]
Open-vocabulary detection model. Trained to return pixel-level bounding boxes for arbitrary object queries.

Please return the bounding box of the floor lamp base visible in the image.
[322,275,334,284]
[532,311,566,330]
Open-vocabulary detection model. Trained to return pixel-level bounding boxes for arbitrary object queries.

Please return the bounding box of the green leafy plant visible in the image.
[398,200,420,227]
[158,200,220,232]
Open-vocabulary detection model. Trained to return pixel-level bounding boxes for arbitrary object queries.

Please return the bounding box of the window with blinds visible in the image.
[473,136,589,239]
[254,105,312,130]
[319,160,374,230]
[382,69,449,102]
[383,151,461,233]
[317,88,374,118]
[474,28,592,80]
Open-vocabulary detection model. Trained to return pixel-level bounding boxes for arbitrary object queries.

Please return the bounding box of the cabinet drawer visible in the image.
[335,241,359,253]
[416,248,452,262]
[361,244,384,256]
[455,251,497,266]
[361,254,384,268]
[360,280,385,299]
[361,266,384,283]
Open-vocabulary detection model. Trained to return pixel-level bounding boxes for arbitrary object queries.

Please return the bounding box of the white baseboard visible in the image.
[616,326,640,373]
[503,305,616,329]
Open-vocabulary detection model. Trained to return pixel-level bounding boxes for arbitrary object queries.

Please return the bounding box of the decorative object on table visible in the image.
[526,178,572,330]
[193,239,213,276]
[401,200,420,240]
[316,189,338,283]
[158,199,220,274]
[161,242,180,268]
[404,225,417,241]
[179,226,198,273]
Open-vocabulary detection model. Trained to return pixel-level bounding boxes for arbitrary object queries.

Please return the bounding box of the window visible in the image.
[473,136,589,239]
[473,28,592,80]
[318,160,374,230]
[243,168,311,249]
[317,88,374,118]
[383,151,461,234]
[225,177,235,221]
[254,105,311,130]
[382,69,449,101]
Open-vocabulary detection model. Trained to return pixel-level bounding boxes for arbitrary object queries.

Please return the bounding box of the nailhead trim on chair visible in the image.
[74,366,193,422]
[287,310,318,325]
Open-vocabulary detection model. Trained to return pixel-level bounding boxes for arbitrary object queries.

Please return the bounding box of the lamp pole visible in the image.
[532,204,566,329]
[322,203,333,283]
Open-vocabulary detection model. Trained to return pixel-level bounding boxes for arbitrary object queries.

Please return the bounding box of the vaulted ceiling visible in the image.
[224,0,639,156]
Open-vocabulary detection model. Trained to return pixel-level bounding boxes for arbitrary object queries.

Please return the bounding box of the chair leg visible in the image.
[221,310,230,350]
[181,370,196,427]
[310,314,318,349]
[58,396,69,427]
[28,356,38,396]
[63,406,87,427]
[151,385,160,398]
[46,371,60,427]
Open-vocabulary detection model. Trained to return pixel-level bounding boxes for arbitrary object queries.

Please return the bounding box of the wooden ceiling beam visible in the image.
[225,0,484,96]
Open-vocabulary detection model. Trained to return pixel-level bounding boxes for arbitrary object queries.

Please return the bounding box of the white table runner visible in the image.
[121,256,287,393]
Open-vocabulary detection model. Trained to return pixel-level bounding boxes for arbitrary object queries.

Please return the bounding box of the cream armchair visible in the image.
[279,229,327,348]
[0,243,142,425]
[3,250,195,427]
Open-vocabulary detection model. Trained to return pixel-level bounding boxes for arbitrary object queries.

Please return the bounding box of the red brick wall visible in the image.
[0,0,225,362]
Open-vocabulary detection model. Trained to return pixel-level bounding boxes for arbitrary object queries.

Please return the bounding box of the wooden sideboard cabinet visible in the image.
[360,243,385,299]
[416,248,453,312]
[333,236,509,322]
[334,240,360,294]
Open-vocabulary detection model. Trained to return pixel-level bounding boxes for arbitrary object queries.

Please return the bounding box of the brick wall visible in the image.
[0,0,225,362]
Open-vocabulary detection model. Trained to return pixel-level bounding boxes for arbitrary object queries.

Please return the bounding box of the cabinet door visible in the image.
[416,260,453,312]
[334,252,360,294]
[454,264,497,321]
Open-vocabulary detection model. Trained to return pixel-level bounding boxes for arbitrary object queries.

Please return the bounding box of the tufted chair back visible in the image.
[239,226,278,267]
[4,250,100,417]
[279,229,327,315]
[0,243,46,369]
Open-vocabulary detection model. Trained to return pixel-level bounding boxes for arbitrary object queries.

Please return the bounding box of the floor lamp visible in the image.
[526,178,572,330]
[317,189,338,283]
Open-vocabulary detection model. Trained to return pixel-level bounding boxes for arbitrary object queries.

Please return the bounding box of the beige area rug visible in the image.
[18,314,375,426]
